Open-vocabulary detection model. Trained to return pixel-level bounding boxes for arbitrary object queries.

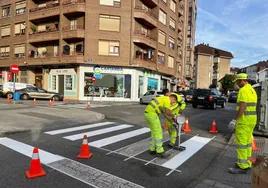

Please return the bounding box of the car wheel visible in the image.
[139,98,143,104]
[192,103,197,108]
[52,95,60,101]
[7,92,13,99]
[212,102,216,110]
[21,94,29,100]
[221,101,226,108]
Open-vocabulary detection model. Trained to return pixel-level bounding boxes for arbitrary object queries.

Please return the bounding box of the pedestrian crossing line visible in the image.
[0,137,145,188]
[123,132,186,162]
[63,124,134,141]
[88,128,151,148]
[44,122,115,135]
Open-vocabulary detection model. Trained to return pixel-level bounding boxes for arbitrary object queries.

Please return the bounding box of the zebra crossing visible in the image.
[44,121,215,176]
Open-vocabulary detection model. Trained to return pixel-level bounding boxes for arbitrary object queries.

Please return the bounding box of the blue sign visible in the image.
[88,58,93,62]
[94,73,102,79]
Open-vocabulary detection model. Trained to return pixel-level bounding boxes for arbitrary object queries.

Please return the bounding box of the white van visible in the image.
[1,82,35,98]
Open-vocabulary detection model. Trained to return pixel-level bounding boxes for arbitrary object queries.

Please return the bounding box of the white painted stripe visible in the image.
[0,137,144,188]
[0,137,64,164]
[89,128,151,148]
[162,136,214,170]
[63,124,133,141]
[44,122,115,135]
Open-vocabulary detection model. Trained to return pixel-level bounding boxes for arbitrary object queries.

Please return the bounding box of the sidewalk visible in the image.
[190,134,267,188]
[0,103,105,136]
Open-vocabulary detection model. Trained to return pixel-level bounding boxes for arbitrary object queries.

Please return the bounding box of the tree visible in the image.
[220,74,236,93]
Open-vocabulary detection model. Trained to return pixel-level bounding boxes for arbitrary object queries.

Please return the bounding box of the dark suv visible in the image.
[192,88,226,109]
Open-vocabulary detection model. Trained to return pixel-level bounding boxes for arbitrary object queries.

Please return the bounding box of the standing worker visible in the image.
[228,73,257,174]
[144,94,178,158]
[163,89,186,147]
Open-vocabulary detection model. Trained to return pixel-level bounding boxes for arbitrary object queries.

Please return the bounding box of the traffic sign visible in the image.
[91,76,96,83]
[10,64,19,73]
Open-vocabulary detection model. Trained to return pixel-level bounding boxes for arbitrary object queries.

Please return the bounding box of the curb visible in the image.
[0,129,31,136]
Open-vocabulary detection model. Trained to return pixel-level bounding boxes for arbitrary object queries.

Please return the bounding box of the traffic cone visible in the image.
[33,98,36,105]
[209,120,218,133]
[6,96,10,103]
[163,124,168,130]
[52,97,55,103]
[26,147,46,179]
[250,155,255,165]
[252,136,260,151]
[183,118,191,132]
[63,97,66,103]
[49,100,52,106]
[77,135,93,159]
[87,102,90,109]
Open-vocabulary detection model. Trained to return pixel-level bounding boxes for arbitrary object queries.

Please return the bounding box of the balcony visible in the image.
[62,25,85,39]
[177,22,183,32]
[140,0,158,8]
[29,28,60,43]
[214,57,220,63]
[178,33,183,41]
[133,31,156,49]
[61,51,84,63]
[185,66,193,80]
[29,3,60,20]
[28,52,60,65]
[132,55,156,71]
[62,0,86,15]
[134,6,157,29]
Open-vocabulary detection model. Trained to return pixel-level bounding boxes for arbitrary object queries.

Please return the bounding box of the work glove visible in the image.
[228,119,237,130]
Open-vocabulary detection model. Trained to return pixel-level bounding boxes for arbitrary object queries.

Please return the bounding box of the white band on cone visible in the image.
[32,153,40,160]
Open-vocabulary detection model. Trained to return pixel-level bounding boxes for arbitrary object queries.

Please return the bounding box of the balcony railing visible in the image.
[29,52,59,59]
[62,25,84,30]
[134,30,156,41]
[29,3,60,12]
[62,51,84,56]
[62,0,85,5]
[134,6,158,20]
[29,28,59,35]
[134,54,155,62]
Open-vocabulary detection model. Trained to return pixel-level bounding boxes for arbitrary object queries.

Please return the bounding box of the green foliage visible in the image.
[220,74,236,92]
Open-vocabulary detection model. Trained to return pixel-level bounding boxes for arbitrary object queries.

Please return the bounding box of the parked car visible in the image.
[0,82,35,99]
[192,88,226,109]
[17,87,64,101]
[228,92,238,103]
[139,90,164,104]
[182,90,194,103]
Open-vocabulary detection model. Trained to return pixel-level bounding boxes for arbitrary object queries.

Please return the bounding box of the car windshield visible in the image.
[194,89,210,95]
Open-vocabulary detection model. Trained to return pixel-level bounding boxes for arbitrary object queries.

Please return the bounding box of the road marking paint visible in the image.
[164,136,215,176]
[0,137,145,188]
[44,122,115,135]
[0,137,64,164]
[63,124,133,141]
[88,128,150,148]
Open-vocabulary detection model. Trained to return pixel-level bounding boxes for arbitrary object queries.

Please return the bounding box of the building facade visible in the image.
[239,61,268,82]
[193,43,233,89]
[0,0,197,101]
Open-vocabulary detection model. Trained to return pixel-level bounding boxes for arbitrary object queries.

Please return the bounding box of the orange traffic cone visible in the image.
[6,96,10,103]
[63,97,66,103]
[77,135,93,159]
[26,147,46,179]
[163,124,168,130]
[250,155,255,165]
[252,136,260,151]
[49,100,52,106]
[52,97,55,103]
[33,98,36,105]
[209,120,218,133]
[87,102,91,109]
[183,118,191,132]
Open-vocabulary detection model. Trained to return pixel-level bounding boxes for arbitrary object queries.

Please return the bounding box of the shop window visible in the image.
[65,75,73,90]
[99,15,120,32]
[138,76,144,97]
[84,72,131,98]
[52,75,56,90]
[147,77,158,90]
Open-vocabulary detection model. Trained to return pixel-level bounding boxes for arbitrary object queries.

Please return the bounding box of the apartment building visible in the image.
[239,60,268,82]
[0,0,196,101]
[193,43,233,89]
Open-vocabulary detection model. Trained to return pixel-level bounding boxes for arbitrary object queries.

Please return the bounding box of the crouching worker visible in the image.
[164,92,186,148]
[144,94,178,158]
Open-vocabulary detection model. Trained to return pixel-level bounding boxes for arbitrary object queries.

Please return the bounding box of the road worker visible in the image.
[144,94,178,158]
[163,89,186,147]
[228,73,257,174]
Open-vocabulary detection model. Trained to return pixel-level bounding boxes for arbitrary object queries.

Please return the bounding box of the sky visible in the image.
[195,0,268,68]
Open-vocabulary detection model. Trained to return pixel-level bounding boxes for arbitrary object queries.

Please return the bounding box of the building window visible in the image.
[52,75,56,90]
[168,56,174,68]
[20,71,27,83]
[2,5,11,18]
[14,44,25,58]
[65,75,73,91]
[84,72,131,98]
[98,40,120,56]
[16,1,26,15]
[158,51,165,64]
[158,30,166,45]
[1,25,10,38]
[0,46,10,58]
[159,9,166,25]
[100,0,121,7]
[15,22,26,35]
[169,17,175,31]
[169,37,175,49]
[99,15,120,32]
[170,0,176,13]
[138,76,144,97]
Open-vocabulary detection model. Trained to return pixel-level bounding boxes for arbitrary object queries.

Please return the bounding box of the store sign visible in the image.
[50,69,76,75]
[93,65,123,73]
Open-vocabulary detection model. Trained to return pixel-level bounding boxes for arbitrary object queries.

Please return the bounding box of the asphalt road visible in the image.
[0,101,237,188]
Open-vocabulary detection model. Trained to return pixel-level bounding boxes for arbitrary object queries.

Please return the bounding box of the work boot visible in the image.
[168,143,175,148]
[149,151,156,155]
[156,152,170,158]
[228,167,250,174]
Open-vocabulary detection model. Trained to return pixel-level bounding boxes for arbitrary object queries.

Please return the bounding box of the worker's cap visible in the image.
[233,73,248,82]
